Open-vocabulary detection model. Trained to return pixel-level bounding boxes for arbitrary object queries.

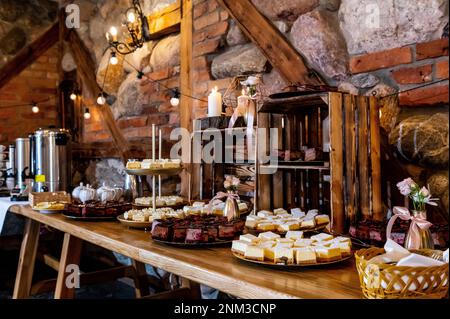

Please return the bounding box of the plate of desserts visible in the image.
[32,201,68,214]
[64,201,132,221]
[151,215,245,247]
[132,195,188,209]
[125,159,182,176]
[231,231,352,267]
[244,208,329,235]
[117,207,184,229]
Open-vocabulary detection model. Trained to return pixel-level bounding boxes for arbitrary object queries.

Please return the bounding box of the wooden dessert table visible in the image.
[9,205,363,299]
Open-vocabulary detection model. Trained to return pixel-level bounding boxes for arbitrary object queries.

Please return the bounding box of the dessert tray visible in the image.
[231,231,353,268]
[63,213,117,221]
[153,238,234,247]
[125,167,183,176]
[151,215,245,247]
[63,201,131,221]
[132,195,187,209]
[244,208,330,235]
[232,251,351,267]
[117,214,152,229]
[32,201,68,214]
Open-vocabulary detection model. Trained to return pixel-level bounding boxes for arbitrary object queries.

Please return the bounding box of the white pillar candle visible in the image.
[208,86,222,117]
[152,124,156,161]
[159,129,162,160]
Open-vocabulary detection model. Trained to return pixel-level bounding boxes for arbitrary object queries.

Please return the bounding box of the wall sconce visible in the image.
[105,0,151,55]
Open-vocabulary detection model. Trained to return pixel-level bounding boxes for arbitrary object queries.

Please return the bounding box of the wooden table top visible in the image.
[10,205,363,299]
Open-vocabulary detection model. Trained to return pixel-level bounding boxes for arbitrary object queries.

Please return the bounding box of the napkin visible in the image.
[396,253,445,267]
[368,239,410,264]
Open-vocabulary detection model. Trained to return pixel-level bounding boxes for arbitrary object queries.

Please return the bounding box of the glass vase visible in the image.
[404,210,434,250]
[223,191,240,221]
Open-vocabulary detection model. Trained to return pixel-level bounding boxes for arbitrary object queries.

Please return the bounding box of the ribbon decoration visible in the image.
[228,98,256,162]
[386,206,433,250]
[207,191,240,215]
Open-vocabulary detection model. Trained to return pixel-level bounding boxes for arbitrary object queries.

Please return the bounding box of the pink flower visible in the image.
[231,176,240,187]
[419,186,430,197]
[396,178,416,196]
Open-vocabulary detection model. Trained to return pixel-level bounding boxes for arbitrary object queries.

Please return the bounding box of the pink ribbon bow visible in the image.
[207,191,240,215]
[386,206,432,250]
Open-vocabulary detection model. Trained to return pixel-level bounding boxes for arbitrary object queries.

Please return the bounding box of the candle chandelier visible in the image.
[106,0,151,55]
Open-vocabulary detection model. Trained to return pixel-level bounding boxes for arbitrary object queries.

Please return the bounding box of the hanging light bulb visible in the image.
[110,51,118,65]
[70,92,77,101]
[109,26,118,42]
[127,11,136,23]
[31,102,39,113]
[97,93,106,105]
[170,88,180,107]
[84,108,91,120]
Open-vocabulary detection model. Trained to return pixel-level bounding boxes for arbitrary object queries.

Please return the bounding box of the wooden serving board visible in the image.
[232,251,352,268]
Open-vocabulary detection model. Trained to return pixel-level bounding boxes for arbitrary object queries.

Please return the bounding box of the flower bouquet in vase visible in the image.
[389,178,439,250]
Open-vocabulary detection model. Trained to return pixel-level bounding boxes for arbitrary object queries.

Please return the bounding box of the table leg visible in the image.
[13,218,41,299]
[54,233,83,299]
[131,259,150,298]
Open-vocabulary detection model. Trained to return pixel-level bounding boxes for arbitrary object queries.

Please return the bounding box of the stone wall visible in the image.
[0,45,59,144]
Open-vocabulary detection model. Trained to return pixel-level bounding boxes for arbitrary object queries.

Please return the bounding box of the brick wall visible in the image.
[0,45,59,144]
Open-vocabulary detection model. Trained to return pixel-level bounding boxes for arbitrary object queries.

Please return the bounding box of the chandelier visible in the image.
[106,0,151,55]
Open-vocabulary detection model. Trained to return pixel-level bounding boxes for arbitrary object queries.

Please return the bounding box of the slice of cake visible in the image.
[273,245,294,264]
[245,215,262,229]
[294,247,317,264]
[257,210,273,218]
[238,202,248,212]
[285,231,304,240]
[258,231,280,241]
[293,238,314,247]
[262,243,276,261]
[244,245,265,261]
[277,221,300,232]
[315,214,330,225]
[239,233,260,244]
[273,208,288,215]
[314,246,342,262]
[331,242,352,257]
[257,222,276,232]
[126,161,141,169]
[310,232,334,242]
[300,218,316,229]
[290,208,305,218]
[231,240,250,255]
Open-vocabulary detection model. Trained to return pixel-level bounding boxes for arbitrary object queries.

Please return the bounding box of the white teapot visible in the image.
[72,182,85,200]
[79,184,96,204]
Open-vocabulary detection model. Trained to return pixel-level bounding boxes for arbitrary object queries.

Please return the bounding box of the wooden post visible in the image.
[180,0,196,199]
[344,94,357,225]
[329,92,345,234]
[357,96,370,220]
[54,233,83,299]
[369,96,383,221]
[131,260,150,298]
[13,219,41,299]
[216,0,323,86]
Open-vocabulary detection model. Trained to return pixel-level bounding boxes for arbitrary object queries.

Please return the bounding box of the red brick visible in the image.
[193,70,211,82]
[435,59,449,79]
[193,38,221,57]
[391,64,433,84]
[148,114,170,125]
[350,47,413,73]
[117,116,148,129]
[193,56,209,70]
[416,39,449,61]
[194,20,228,43]
[194,1,208,18]
[399,84,449,106]
[194,11,219,31]
[158,102,178,113]
[208,77,233,91]
[0,93,18,101]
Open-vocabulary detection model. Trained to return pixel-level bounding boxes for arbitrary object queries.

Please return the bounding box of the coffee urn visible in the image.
[33,128,71,192]
[15,137,31,190]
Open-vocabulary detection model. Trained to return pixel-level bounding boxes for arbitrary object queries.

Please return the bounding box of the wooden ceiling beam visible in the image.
[216,0,324,86]
[0,22,59,90]
[147,0,181,40]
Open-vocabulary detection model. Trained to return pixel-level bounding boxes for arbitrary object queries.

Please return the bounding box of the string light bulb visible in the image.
[97,93,106,105]
[70,93,77,101]
[84,108,91,120]
[170,88,180,107]
[110,51,118,65]
[31,102,39,113]
[127,12,136,23]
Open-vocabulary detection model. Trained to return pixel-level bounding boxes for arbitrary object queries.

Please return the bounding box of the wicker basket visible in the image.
[355,247,449,299]
[29,191,71,208]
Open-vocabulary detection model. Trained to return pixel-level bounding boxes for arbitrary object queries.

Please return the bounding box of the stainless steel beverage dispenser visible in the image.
[15,138,31,190]
[34,128,71,192]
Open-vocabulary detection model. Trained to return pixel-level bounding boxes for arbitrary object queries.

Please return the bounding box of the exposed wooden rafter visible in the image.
[147,0,181,39]
[216,0,324,86]
[0,22,59,90]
